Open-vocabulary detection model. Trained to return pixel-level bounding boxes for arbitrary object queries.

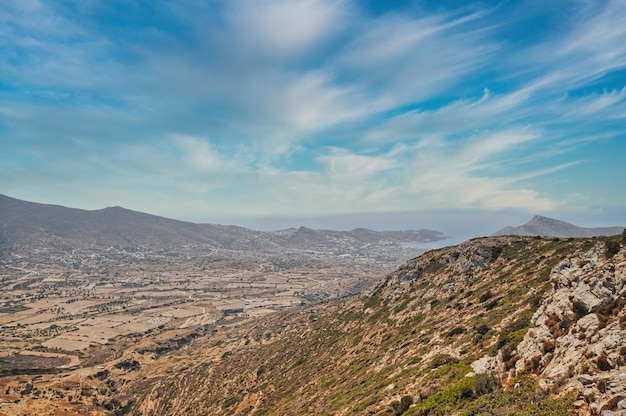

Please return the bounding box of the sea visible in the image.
[404,236,471,250]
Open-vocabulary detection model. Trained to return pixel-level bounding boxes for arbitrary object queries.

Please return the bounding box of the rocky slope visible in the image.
[124,233,626,416]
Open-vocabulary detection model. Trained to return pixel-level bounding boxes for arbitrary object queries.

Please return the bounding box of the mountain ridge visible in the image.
[0,194,444,264]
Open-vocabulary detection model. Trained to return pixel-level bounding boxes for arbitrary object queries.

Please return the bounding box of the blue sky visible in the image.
[1,0,625,235]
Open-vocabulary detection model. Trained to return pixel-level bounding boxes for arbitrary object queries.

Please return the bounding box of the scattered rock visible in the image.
[470,356,499,374]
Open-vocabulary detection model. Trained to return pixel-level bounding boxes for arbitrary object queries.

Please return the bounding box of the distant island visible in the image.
[492,214,624,238]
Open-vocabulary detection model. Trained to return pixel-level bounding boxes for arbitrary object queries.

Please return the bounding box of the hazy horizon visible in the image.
[3,193,624,241]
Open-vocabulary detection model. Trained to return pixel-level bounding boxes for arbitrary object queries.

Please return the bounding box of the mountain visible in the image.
[125,234,626,416]
[0,193,257,254]
[492,215,624,238]
[0,194,444,263]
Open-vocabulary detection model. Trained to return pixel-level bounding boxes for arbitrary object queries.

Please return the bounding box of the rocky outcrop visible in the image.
[514,242,626,415]
[379,236,509,300]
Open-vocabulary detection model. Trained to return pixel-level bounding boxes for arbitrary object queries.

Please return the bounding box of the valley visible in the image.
[0,253,385,366]
[0,251,391,415]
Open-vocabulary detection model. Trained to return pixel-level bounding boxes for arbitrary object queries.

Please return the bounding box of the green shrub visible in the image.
[490,327,528,356]
[513,397,573,415]
[485,299,499,310]
[479,291,493,303]
[222,396,239,409]
[445,326,467,337]
[417,375,478,413]
[430,354,459,369]
[572,300,588,319]
[605,241,620,259]
[490,246,503,260]
[472,373,501,397]
[389,395,414,416]
[475,324,490,335]
[459,376,571,415]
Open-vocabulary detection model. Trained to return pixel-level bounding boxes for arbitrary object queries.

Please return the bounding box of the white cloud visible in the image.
[0,106,19,116]
[400,129,560,212]
[340,14,446,66]
[405,169,558,212]
[362,83,543,145]
[335,11,498,105]
[1,0,500,154]
[187,128,563,217]
[173,135,248,176]
[509,0,626,95]
[461,130,539,166]
[226,0,349,57]
[563,87,626,117]
[279,71,384,132]
[558,0,626,65]
[316,147,396,180]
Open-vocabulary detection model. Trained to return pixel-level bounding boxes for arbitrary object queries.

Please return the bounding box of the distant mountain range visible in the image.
[492,215,624,238]
[0,194,444,261]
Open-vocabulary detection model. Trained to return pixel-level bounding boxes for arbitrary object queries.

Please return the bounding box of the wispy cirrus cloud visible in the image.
[562,87,626,117]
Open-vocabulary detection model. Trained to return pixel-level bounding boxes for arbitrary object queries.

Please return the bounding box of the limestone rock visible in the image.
[470,356,500,374]
[515,242,626,415]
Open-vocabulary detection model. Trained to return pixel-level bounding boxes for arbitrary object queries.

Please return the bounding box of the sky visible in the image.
[1,0,625,236]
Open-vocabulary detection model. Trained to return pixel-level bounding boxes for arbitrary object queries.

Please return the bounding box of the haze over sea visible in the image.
[405,236,470,250]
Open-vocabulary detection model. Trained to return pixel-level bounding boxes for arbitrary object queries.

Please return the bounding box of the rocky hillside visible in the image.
[124,233,626,416]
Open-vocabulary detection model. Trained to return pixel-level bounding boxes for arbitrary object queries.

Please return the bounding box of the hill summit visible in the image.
[492,215,623,238]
